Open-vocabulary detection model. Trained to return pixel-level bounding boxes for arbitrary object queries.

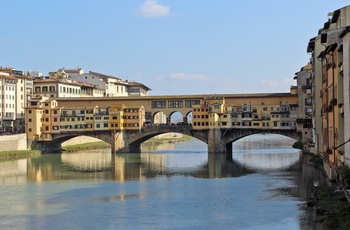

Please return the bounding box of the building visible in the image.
[306,5,350,179]
[0,68,34,133]
[70,70,151,97]
[24,97,146,142]
[70,71,129,97]
[191,95,297,131]
[294,63,313,150]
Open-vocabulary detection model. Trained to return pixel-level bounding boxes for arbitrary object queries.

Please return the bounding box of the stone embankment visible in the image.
[0,133,27,151]
[306,153,350,229]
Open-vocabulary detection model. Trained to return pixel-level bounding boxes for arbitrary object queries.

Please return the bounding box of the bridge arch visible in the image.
[117,126,208,153]
[32,127,301,155]
[153,111,167,124]
[221,128,301,148]
[33,131,116,153]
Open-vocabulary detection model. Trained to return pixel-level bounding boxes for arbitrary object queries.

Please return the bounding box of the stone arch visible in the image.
[185,111,193,125]
[152,111,167,124]
[222,129,301,147]
[117,126,208,153]
[169,111,185,124]
[34,131,116,153]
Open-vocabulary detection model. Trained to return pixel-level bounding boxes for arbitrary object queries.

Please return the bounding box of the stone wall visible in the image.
[0,134,27,151]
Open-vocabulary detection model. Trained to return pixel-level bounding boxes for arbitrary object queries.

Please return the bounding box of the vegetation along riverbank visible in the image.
[0,135,193,160]
[0,150,41,161]
[306,153,350,230]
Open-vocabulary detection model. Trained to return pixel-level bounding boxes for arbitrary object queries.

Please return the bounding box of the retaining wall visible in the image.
[0,134,27,151]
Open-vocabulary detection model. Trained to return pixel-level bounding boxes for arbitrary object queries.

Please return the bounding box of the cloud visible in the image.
[260,78,295,89]
[169,72,211,81]
[137,0,170,18]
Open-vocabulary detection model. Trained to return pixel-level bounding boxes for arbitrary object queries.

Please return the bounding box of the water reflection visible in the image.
[0,159,27,184]
[0,134,329,230]
[0,135,306,184]
[232,134,301,171]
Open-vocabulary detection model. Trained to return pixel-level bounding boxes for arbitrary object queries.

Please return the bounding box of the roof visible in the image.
[57,68,83,73]
[89,71,121,81]
[34,78,83,87]
[128,81,152,90]
[0,67,14,72]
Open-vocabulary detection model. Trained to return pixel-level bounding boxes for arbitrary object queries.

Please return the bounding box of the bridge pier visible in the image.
[208,129,231,154]
[33,141,62,153]
[113,130,142,153]
[111,131,126,153]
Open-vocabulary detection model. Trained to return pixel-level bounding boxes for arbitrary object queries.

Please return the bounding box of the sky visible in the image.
[1,1,350,95]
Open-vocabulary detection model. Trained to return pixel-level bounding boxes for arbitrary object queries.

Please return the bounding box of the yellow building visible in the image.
[123,106,146,130]
[24,98,146,142]
[109,104,125,130]
[25,97,47,140]
[191,96,297,131]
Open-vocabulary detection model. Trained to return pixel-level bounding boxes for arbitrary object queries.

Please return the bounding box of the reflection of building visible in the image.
[0,159,27,184]
[61,152,112,171]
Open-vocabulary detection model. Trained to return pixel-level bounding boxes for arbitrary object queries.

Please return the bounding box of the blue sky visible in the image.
[1,1,349,95]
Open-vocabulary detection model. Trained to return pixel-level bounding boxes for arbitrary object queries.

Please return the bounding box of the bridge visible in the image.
[52,93,298,125]
[32,125,301,154]
[27,92,303,154]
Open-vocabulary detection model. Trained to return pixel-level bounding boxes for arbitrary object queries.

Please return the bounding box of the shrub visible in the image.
[292,141,303,150]
[339,166,350,187]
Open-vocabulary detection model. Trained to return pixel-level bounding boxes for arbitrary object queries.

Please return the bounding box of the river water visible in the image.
[0,134,327,230]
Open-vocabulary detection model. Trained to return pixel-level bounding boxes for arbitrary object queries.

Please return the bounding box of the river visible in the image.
[0,134,327,230]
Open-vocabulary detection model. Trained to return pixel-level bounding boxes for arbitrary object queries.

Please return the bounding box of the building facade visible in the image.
[306,5,350,179]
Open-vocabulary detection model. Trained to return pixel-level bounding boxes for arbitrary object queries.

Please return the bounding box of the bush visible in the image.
[339,166,350,187]
[309,154,323,168]
[292,141,303,150]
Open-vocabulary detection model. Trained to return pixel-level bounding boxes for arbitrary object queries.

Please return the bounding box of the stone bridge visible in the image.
[32,125,301,154]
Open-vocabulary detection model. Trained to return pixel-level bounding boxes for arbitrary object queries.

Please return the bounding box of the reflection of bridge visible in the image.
[33,125,301,154]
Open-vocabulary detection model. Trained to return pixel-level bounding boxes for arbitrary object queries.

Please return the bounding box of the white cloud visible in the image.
[169,72,211,81]
[137,0,170,18]
[260,78,295,89]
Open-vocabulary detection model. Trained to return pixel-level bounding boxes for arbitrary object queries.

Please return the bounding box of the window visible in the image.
[168,100,183,108]
[151,101,166,108]
[185,100,200,108]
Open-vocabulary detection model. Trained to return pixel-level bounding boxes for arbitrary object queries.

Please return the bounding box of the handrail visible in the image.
[334,138,350,150]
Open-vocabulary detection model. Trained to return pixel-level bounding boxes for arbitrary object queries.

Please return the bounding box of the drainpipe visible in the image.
[331,51,336,164]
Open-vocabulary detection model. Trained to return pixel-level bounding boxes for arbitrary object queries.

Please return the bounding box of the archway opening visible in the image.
[187,111,193,125]
[170,111,184,125]
[61,136,111,151]
[153,111,167,125]
[231,134,300,171]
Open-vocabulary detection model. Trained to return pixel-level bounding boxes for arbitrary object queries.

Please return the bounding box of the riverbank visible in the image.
[0,150,41,161]
[306,153,350,229]
[0,135,193,160]
[62,141,111,152]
